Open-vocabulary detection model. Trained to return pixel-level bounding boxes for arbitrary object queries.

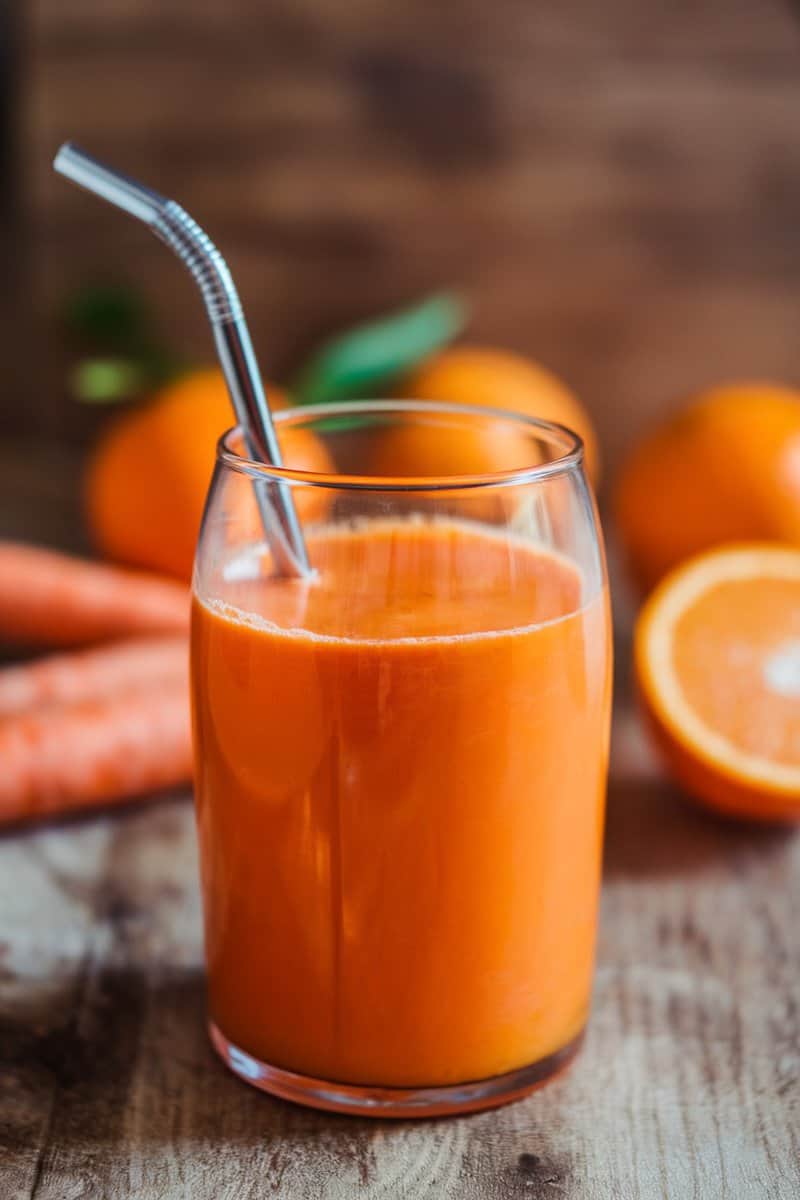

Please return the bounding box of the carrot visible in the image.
[0,636,188,717]
[0,541,189,648]
[0,683,192,824]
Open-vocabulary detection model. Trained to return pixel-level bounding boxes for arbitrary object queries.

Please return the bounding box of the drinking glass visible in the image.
[191,399,612,1117]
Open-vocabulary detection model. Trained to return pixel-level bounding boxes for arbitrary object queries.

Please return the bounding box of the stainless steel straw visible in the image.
[53,141,310,579]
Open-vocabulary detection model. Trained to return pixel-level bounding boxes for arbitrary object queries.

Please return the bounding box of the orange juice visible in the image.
[191,517,611,1090]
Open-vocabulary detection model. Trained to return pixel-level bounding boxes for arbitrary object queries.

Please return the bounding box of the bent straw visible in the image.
[53,142,310,579]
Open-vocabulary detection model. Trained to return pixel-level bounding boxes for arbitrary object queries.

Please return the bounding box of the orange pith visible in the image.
[635,544,800,822]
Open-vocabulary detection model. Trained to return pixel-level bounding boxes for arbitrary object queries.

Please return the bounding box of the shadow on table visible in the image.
[2,967,473,1171]
[0,788,194,844]
[4,948,578,1197]
[5,960,579,1197]
[602,692,797,879]
[603,772,795,880]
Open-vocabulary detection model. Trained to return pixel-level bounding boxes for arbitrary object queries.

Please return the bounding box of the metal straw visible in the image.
[53,141,310,579]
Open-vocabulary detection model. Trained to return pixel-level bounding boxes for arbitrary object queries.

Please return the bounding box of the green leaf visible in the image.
[70,354,185,404]
[291,292,467,406]
[70,358,149,404]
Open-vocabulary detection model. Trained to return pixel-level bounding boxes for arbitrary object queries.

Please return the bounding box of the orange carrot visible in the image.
[0,683,192,824]
[0,636,188,717]
[0,541,189,648]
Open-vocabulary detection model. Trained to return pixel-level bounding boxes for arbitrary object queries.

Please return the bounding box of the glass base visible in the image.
[209,1022,584,1118]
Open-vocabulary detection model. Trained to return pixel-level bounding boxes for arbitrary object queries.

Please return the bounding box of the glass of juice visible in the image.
[191,399,612,1117]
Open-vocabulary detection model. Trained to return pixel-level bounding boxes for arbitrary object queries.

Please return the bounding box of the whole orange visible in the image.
[86,368,333,580]
[366,404,543,525]
[391,347,600,483]
[614,382,800,593]
[368,409,543,480]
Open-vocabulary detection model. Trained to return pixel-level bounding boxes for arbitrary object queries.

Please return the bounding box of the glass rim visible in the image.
[217,398,585,492]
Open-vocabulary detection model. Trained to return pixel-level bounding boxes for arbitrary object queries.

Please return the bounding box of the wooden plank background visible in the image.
[0,0,798,479]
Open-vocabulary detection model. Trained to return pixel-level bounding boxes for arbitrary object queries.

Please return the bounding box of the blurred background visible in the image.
[1,0,800,533]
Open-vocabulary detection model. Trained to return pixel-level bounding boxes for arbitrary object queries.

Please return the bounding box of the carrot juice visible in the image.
[191,516,611,1098]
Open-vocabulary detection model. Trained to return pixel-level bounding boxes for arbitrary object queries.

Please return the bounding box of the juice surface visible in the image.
[191,518,611,1087]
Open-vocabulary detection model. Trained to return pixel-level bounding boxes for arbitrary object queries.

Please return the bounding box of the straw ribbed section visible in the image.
[53,140,310,576]
[153,201,243,325]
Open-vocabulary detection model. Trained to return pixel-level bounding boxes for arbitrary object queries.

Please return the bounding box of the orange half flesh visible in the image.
[635,544,800,821]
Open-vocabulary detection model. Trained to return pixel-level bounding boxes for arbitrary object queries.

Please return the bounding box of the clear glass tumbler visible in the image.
[190,399,612,1117]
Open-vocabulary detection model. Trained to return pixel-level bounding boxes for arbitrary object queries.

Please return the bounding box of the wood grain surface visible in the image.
[0,455,798,1199]
[2,0,800,476]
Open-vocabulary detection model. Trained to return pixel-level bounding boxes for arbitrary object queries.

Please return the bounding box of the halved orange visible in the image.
[635,544,800,822]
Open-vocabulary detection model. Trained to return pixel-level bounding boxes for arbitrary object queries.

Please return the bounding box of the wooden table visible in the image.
[1,454,798,1199]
